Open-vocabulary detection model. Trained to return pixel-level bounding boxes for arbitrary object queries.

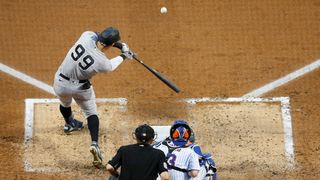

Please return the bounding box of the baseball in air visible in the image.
[160,7,167,14]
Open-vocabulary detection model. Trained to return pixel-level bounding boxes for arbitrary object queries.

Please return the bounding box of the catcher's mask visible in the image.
[134,124,156,143]
[170,120,192,146]
[98,27,120,46]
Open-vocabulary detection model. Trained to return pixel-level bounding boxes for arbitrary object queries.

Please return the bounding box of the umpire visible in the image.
[106,124,169,180]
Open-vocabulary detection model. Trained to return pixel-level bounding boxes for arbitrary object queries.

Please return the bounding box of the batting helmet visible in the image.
[134,124,155,143]
[170,120,192,146]
[98,27,120,46]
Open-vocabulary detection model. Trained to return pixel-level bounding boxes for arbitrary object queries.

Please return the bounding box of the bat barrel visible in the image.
[133,56,181,93]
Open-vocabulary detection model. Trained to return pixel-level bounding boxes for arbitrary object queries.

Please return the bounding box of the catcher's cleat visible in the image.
[90,143,103,168]
[64,119,84,134]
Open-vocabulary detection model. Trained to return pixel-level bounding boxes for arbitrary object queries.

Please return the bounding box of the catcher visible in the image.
[153,120,217,180]
[188,130,217,180]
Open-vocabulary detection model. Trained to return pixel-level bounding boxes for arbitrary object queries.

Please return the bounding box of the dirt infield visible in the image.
[24,99,289,179]
[1,0,320,179]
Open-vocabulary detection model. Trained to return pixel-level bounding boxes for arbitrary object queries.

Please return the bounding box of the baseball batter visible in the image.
[53,27,133,168]
[154,120,200,179]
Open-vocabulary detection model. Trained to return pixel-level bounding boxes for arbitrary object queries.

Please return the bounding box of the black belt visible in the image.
[59,73,88,83]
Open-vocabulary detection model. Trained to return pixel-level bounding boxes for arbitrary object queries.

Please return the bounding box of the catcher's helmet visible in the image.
[189,129,195,143]
[98,27,120,46]
[170,120,192,146]
[134,124,155,143]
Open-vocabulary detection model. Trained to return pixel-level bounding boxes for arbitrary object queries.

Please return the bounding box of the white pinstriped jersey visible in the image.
[53,31,124,117]
[56,31,123,80]
[154,140,200,180]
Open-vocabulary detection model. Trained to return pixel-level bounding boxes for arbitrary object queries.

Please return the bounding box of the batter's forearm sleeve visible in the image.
[97,56,124,73]
[109,56,124,71]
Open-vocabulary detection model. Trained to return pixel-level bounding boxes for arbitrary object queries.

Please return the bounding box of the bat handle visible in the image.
[133,55,143,63]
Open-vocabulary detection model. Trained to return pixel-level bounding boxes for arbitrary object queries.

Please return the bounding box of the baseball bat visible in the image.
[113,42,181,93]
[132,55,181,93]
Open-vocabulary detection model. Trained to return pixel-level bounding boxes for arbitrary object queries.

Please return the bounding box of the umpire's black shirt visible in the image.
[108,143,167,180]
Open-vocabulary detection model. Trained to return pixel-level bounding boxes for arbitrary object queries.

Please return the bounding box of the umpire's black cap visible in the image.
[134,124,155,143]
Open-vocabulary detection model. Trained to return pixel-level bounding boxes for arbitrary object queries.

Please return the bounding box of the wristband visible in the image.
[120,54,126,60]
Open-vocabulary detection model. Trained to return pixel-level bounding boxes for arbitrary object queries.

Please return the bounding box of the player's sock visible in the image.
[59,105,73,124]
[87,115,99,142]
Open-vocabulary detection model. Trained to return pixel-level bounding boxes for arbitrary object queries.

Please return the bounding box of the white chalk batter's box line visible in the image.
[24,97,295,172]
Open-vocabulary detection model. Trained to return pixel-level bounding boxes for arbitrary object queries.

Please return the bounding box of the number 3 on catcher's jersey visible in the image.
[71,44,94,70]
[167,153,177,167]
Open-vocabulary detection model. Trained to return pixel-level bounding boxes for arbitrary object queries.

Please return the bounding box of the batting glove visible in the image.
[121,51,134,60]
[121,43,130,53]
[120,43,134,60]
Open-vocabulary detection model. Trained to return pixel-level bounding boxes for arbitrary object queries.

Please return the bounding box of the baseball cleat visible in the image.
[64,119,84,134]
[90,143,103,168]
